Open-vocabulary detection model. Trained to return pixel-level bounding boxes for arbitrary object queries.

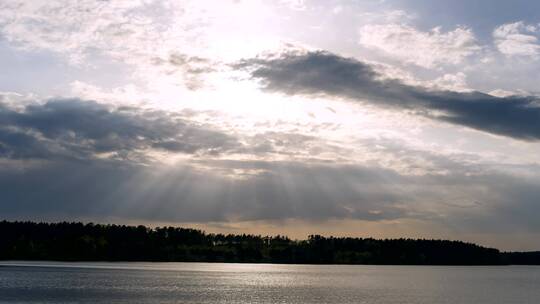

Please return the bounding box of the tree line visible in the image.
[0,221,537,265]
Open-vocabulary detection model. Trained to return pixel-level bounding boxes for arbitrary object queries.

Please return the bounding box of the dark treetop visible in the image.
[0,221,537,265]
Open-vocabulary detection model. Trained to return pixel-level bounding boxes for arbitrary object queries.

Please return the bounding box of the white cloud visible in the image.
[0,0,293,99]
[0,1,184,64]
[431,72,470,92]
[0,0,237,94]
[332,6,343,15]
[369,62,471,92]
[359,24,481,68]
[488,89,530,98]
[493,21,540,57]
[279,0,306,11]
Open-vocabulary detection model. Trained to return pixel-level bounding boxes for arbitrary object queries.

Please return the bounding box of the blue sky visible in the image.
[1,0,540,250]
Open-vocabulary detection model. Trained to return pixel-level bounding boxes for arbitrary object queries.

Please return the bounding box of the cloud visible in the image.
[0,1,152,64]
[152,53,217,90]
[2,148,540,238]
[0,97,419,224]
[0,0,217,91]
[237,50,540,140]
[279,0,306,11]
[358,24,481,68]
[0,98,239,161]
[0,157,414,223]
[0,154,473,224]
[493,21,540,57]
[1,97,539,242]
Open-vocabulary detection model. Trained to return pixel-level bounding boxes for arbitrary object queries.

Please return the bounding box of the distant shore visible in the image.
[1,220,539,265]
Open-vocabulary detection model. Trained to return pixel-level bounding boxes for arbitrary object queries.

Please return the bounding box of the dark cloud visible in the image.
[237,50,540,140]
[2,153,540,236]
[0,98,421,224]
[1,97,539,244]
[0,157,414,223]
[1,99,539,236]
[0,98,239,161]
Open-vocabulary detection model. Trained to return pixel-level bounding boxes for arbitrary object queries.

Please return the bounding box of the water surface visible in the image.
[0,261,539,303]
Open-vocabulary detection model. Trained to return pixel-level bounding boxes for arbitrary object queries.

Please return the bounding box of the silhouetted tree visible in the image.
[0,220,536,265]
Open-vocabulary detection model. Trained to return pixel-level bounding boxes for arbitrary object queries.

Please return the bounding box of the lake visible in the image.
[0,261,539,303]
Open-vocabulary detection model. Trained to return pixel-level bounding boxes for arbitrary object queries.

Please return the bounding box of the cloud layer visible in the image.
[2,139,540,239]
[1,96,540,252]
[359,24,480,68]
[238,50,540,140]
[494,22,540,58]
[1,1,540,251]
[0,99,239,161]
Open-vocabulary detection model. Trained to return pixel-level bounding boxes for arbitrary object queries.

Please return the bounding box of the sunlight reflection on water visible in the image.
[0,261,539,303]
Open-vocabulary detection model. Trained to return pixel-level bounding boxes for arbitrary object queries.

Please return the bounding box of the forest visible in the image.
[0,221,537,265]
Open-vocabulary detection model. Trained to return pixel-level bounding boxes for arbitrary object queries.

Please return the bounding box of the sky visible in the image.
[1,0,540,251]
